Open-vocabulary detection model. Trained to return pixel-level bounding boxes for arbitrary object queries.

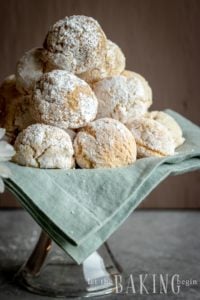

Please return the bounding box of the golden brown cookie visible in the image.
[146,111,185,148]
[43,15,107,74]
[74,118,137,168]
[13,124,74,169]
[93,73,152,123]
[126,117,175,157]
[121,70,152,105]
[30,70,98,129]
[78,40,125,84]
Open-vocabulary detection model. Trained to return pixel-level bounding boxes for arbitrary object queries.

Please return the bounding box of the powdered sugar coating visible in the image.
[74,118,137,168]
[121,70,152,103]
[30,70,98,129]
[79,40,125,84]
[13,124,74,169]
[93,73,152,123]
[126,117,175,157]
[43,15,107,74]
[146,111,185,148]
[16,48,46,94]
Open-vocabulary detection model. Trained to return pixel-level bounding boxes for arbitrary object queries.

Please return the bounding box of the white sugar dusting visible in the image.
[13,124,74,168]
[31,70,98,129]
[78,39,125,83]
[93,74,152,123]
[44,15,107,73]
[74,118,137,168]
[127,117,175,156]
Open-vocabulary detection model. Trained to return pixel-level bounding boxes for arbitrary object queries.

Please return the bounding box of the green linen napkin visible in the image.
[5,110,200,264]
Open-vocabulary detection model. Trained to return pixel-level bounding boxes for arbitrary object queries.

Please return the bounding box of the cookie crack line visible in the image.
[136,141,166,157]
[35,145,52,162]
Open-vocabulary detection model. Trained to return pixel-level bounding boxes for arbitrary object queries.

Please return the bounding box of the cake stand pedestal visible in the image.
[15,230,121,298]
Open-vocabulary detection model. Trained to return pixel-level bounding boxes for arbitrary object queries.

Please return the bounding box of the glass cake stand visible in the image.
[15,230,122,298]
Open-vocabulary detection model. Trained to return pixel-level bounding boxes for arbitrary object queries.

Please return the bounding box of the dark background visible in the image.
[0,0,199,207]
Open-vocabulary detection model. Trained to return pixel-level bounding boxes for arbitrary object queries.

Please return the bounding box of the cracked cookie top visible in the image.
[43,15,107,74]
[145,111,185,148]
[13,124,74,169]
[121,70,152,102]
[30,70,98,129]
[93,73,152,124]
[78,40,126,84]
[126,117,175,157]
[74,118,137,169]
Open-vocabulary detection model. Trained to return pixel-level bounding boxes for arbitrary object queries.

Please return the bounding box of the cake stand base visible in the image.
[15,231,122,298]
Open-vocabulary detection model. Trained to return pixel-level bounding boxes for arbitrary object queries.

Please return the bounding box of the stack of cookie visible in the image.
[0,15,185,169]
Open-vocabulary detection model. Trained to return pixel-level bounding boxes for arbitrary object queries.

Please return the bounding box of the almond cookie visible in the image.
[30,70,98,129]
[16,48,46,94]
[13,124,74,169]
[93,74,152,123]
[78,40,125,84]
[43,15,107,74]
[0,75,34,143]
[74,118,137,168]
[146,111,185,148]
[121,70,152,103]
[126,117,175,158]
